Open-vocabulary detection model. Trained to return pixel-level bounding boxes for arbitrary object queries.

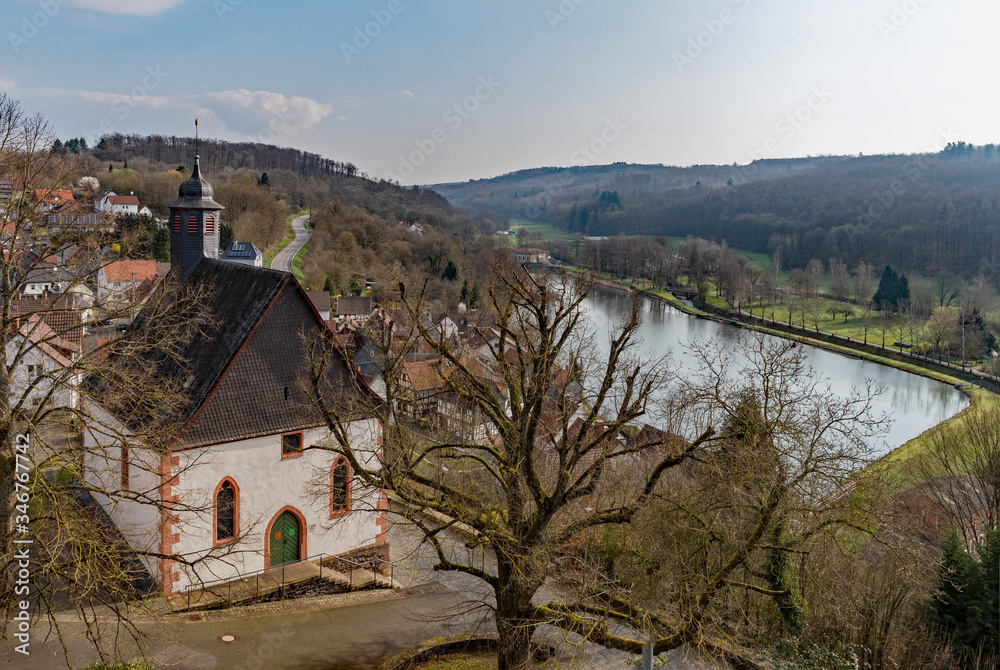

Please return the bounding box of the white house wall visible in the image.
[6,339,77,409]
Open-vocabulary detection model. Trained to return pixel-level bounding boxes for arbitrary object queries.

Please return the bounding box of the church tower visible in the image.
[168,155,224,281]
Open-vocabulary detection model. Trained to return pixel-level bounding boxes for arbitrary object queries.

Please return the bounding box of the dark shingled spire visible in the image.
[168,156,223,210]
[168,155,224,281]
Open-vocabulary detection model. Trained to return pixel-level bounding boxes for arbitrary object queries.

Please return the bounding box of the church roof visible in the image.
[168,156,224,210]
[94,259,373,449]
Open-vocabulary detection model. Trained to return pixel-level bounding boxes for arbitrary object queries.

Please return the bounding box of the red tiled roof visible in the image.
[102,260,157,283]
[33,189,74,204]
[107,195,140,206]
[404,359,446,392]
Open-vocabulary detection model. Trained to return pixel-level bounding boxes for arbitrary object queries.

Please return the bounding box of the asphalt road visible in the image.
[270,214,311,273]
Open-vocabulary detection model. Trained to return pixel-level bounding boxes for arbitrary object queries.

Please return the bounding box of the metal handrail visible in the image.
[323,555,395,590]
[182,551,398,609]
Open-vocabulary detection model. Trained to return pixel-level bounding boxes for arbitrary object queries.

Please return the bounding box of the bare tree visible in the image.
[611,333,888,654]
[0,95,240,665]
[854,262,874,345]
[906,400,1000,545]
[306,259,719,670]
[829,258,849,303]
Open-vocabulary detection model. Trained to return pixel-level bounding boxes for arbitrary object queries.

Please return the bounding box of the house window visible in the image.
[330,456,352,516]
[281,432,303,458]
[215,478,238,543]
[27,364,41,381]
[204,214,215,235]
[172,213,181,234]
[120,445,129,491]
[187,215,198,235]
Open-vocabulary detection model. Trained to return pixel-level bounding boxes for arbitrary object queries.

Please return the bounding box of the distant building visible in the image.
[221,240,264,267]
[0,179,12,207]
[306,291,332,321]
[101,194,140,216]
[510,248,550,264]
[97,259,159,312]
[33,189,74,211]
[336,296,373,322]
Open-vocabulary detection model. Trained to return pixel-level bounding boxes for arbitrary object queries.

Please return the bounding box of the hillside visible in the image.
[63,134,504,295]
[433,144,1000,283]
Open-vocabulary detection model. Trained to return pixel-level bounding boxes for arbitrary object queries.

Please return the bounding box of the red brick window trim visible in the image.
[330,456,352,517]
[281,432,303,459]
[187,214,198,235]
[214,477,239,545]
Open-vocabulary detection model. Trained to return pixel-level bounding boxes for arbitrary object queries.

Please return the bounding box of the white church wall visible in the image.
[81,404,164,581]
[168,418,384,593]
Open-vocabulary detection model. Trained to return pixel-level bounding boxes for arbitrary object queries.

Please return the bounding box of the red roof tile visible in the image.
[102,260,157,283]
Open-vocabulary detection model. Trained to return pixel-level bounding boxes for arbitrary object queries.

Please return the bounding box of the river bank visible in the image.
[573,268,986,470]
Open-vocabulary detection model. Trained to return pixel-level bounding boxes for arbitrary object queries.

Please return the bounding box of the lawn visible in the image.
[507,219,575,242]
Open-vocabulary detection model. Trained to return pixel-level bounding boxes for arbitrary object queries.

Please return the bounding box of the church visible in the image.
[81,157,387,597]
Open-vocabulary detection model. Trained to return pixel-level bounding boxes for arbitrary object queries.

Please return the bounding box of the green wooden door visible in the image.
[269,512,300,567]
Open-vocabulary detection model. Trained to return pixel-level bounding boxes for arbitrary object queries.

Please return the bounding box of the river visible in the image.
[582,285,969,456]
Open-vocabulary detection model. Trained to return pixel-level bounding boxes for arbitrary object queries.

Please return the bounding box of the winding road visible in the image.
[270,213,311,273]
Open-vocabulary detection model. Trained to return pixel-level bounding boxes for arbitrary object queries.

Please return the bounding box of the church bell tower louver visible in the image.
[167,155,224,281]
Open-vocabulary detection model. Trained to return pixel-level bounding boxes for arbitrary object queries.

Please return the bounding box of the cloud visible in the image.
[37,86,334,138]
[200,89,334,135]
[396,90,415,100]
[67,0,188,15]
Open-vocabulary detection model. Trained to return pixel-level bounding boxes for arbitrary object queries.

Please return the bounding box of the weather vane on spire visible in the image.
[195,118,200,155]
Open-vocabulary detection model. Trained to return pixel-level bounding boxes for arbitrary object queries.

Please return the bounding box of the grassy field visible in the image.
[507,219,575,242]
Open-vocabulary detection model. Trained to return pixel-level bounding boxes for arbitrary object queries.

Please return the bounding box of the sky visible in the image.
[1,0,998,185]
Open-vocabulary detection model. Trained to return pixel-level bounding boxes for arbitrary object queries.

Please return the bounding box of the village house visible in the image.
[510,248,551,265]
[307,290,332,321]
[33,188,74,211]
[0,178,12,208]
[6,299,84,410]
[96,259,159,314]
[335,296,374,323]
[221,239,264,267]
[82,156,387,597]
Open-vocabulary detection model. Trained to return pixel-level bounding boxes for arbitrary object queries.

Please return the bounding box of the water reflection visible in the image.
[583,286,969,456]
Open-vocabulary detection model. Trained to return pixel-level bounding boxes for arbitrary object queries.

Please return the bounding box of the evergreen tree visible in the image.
[152,228,170,262]
[323,276,334,294]
[51,138,63,153]
[469,281,482,309]
[927,527,1000,666]
[219,224,234,253]
[258,172,270,187]
[442,259,459,281]
[872,265,910,310]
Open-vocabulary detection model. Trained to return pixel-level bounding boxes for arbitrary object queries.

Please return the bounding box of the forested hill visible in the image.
[93,133,361,180]
[433,144,1000,282]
